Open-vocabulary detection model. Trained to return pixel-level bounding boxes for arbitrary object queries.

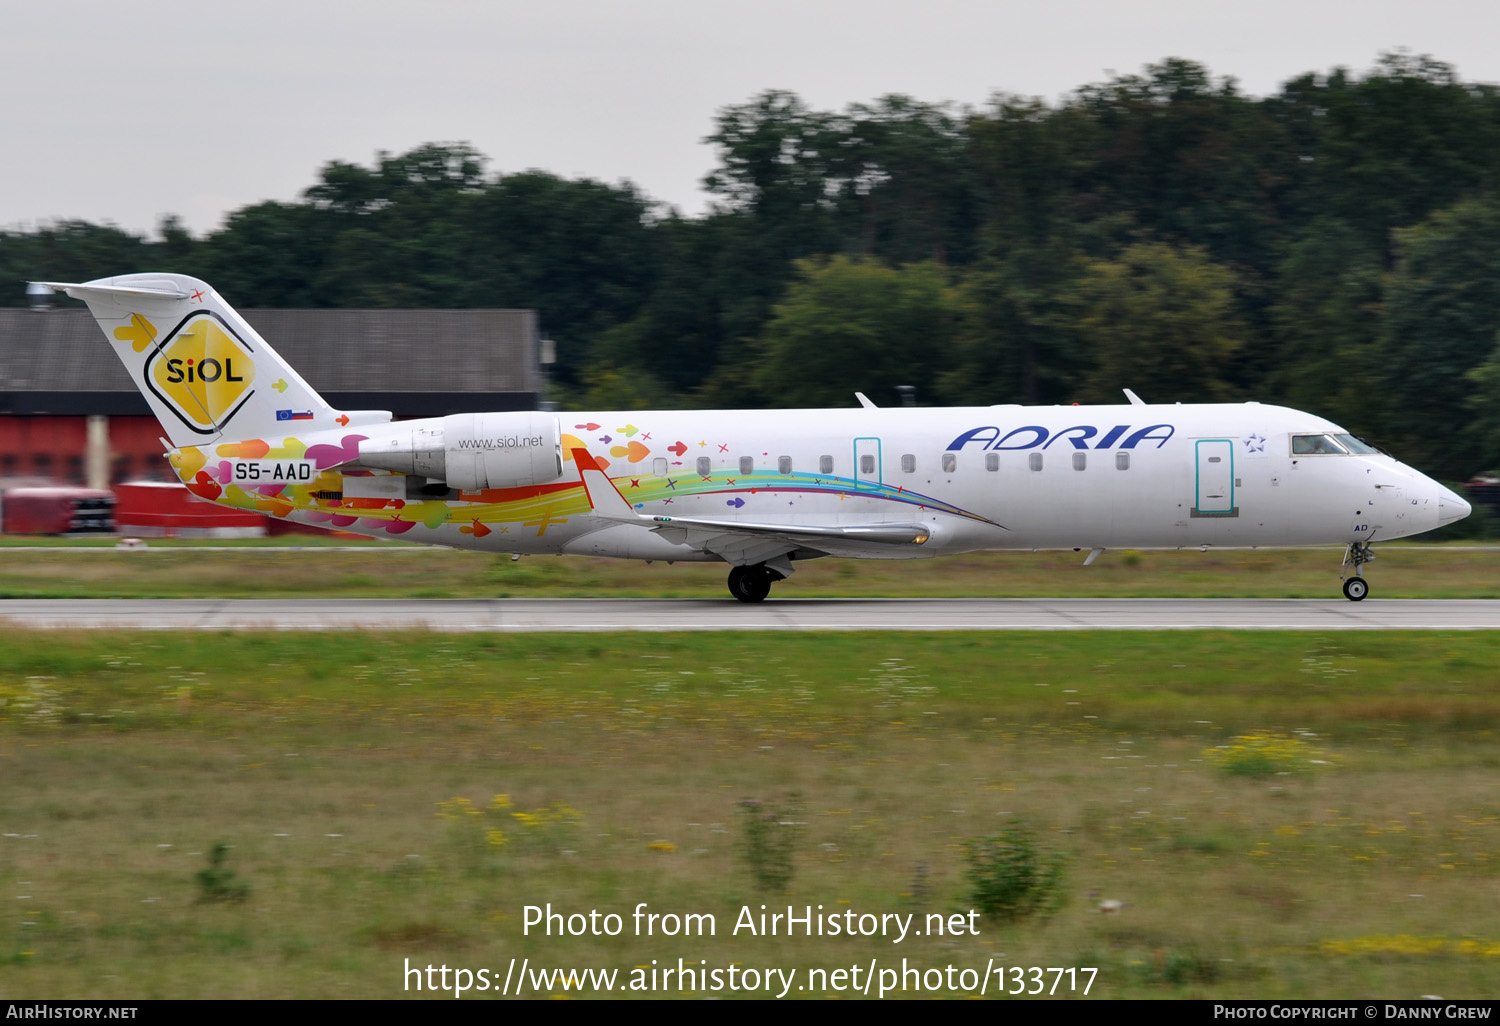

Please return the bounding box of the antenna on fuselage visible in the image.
[1123,388,1146,406]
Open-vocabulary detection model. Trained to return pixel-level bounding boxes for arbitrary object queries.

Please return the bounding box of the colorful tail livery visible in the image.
[41,273,1471,602]
[34,274,380,446]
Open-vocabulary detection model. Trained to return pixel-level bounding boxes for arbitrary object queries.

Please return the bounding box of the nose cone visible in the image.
[1438,485,1473,524]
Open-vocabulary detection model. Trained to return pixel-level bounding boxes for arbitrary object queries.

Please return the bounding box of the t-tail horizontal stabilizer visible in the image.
[33,274,390,448]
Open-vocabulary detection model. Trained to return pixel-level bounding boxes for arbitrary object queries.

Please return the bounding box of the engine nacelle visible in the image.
[356,412,562,491]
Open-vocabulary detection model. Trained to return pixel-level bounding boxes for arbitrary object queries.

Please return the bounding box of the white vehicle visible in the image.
[41,273,1471,602]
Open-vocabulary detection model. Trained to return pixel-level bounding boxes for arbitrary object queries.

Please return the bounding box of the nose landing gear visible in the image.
[1340,541,1374,601]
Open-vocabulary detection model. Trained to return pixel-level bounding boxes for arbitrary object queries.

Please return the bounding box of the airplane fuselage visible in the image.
[176,402,1458,560]
[44,272,1471,601]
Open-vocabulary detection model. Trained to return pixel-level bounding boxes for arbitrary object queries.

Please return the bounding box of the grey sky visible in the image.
[5,0,1499,237]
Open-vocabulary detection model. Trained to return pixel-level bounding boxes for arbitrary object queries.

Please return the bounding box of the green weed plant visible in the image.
[964,821,1066,923]
[739,793,804,893]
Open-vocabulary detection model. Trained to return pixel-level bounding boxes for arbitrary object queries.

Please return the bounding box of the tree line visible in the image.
[5,52,1500,483]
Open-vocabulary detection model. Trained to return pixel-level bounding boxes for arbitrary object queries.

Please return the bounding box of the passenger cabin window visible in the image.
[778,456,792,475]
[1028,453,1043,472]
[739,456,754,475]
[985,452,999,471]
[653,457,667,476]
[901,454,916,473]
[696,456,711,477]
[1072,452,1086,471]
[860,454,876,474]
[1291,433,1350,455]
[819,455,834,475]
[942,453,956,473]
[1115,452,1130,471]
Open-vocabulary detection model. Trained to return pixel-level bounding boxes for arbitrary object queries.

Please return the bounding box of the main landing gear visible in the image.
[727,564,784,603]
[1340,541,1374,601]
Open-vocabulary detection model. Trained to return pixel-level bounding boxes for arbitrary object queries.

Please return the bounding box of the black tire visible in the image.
[728,565,772,603]
[1342,577,1369,602]
[741,568,772,602]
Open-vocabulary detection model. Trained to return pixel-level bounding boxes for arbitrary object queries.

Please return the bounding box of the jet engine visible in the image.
[356,412,562,491]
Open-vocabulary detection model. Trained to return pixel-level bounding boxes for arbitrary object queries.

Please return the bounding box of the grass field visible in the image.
[3,630,1500,999]
[1,541,1498,599]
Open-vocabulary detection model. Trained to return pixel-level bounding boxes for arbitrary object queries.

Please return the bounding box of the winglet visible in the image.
[571,447,639,519]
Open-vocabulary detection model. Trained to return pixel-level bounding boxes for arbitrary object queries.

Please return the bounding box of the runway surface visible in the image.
[1,598,1496,631]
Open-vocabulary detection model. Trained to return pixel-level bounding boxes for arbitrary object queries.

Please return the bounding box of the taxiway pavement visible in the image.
[1,598,1496,631]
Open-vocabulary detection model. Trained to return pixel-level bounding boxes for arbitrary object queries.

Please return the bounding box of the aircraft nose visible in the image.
[1438,485,1472,524]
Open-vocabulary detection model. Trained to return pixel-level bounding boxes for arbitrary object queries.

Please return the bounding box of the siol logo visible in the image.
[143,313,257,434]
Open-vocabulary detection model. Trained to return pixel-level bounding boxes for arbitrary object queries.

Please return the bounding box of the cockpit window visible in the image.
[1291,433,1350,455]
[1333,433,1379,455]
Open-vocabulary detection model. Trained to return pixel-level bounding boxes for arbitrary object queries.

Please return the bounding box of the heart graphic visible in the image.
[186,471,221,501]
[609,441,651,463]
[216,439,270,459]
[170,447,208,481]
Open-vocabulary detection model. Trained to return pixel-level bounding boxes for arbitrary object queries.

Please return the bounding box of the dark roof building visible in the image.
[0,307,542,416]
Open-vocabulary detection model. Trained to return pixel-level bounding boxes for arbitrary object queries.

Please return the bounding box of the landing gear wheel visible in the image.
[727,565,775,603]
[1340,541,1375,602]
[727,566,748,601]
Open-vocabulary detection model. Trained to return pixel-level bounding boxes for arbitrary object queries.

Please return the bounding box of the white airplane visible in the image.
[40,273,1471,602]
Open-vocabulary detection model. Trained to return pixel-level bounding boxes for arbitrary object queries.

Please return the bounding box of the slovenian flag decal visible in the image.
[276,410,315,421]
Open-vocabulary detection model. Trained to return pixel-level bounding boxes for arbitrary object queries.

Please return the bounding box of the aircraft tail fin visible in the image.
[35,273,387,448]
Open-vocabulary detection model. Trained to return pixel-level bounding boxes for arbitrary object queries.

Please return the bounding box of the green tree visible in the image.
[302,143,489,306]
[938,243,1087,406]
[1378,196,1500,477]
[1465,339,1500,475]
[588,213,745,398]
[0,222,150,302]
[462,170,659,385]
[1284,54,1500,264]
[198,201,332,306]
[1075,242,1247,403]
[704,89,841,250]
[1265,219,1383,431]
[834,95,979,265]
[753,257,968,408]
[966,96,1099,253]
[1062,59,1301,274]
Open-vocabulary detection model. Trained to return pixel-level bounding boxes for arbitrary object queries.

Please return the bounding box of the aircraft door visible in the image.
[853,437,882,490]
[1193,439,1237,516]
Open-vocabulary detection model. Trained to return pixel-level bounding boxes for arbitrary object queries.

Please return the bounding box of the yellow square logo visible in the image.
[145,314,257,433]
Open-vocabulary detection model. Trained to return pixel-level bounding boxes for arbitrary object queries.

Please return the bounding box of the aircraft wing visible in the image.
[647,515,930,562]
[571,448,931,563]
